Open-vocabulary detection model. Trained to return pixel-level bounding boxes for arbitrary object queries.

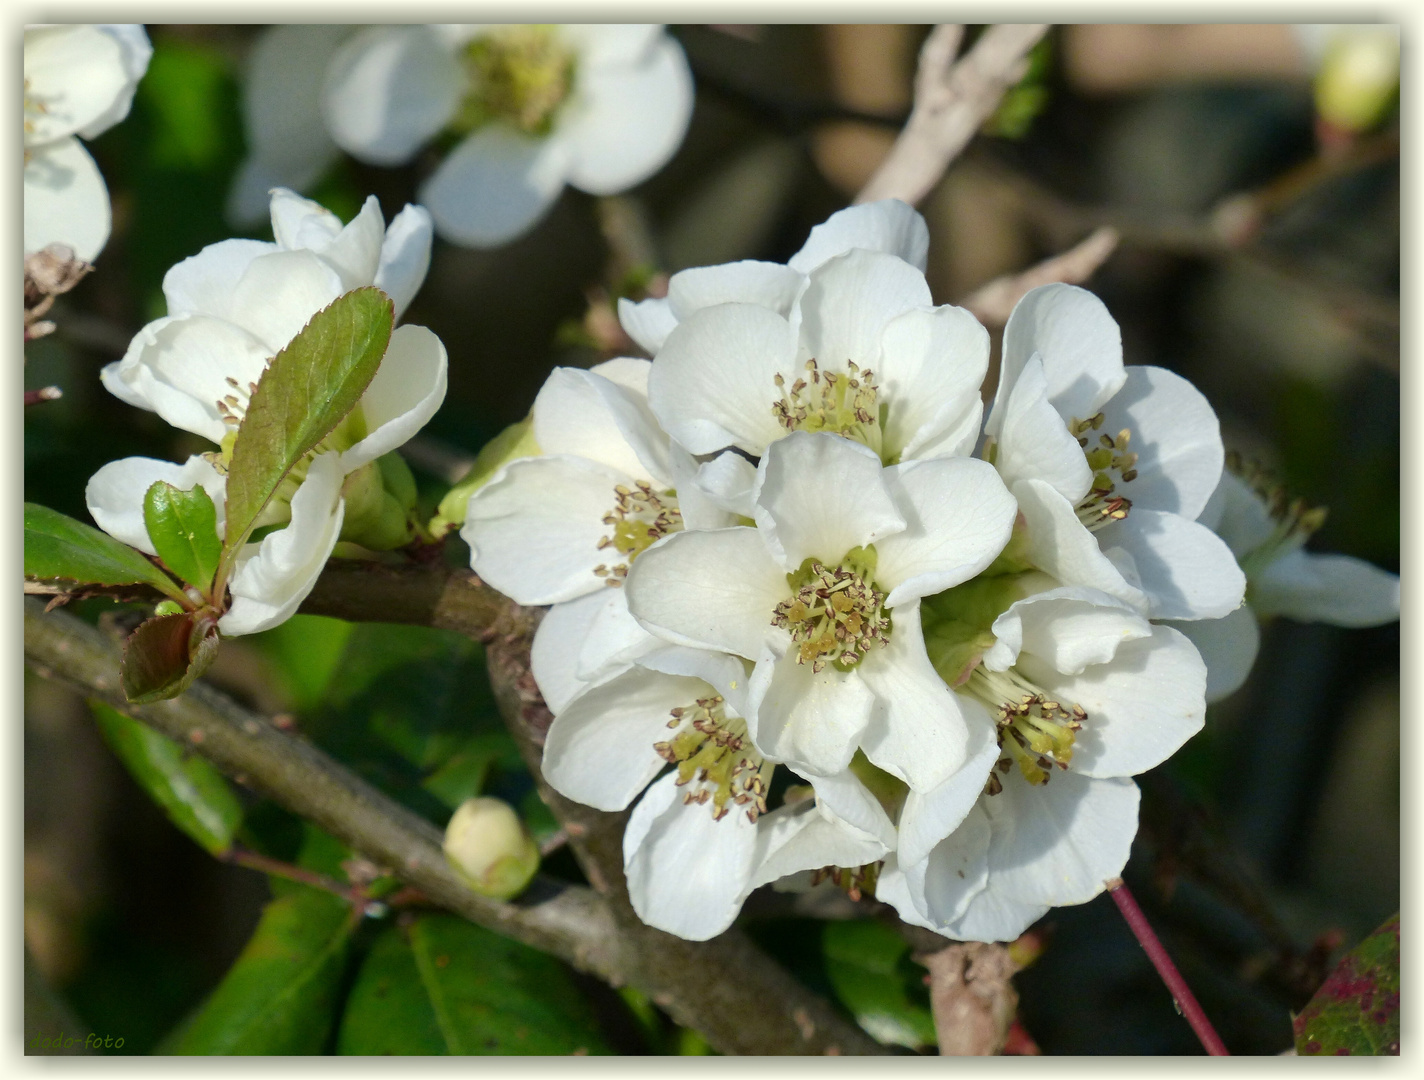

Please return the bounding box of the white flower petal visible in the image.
[918,803,994,928]
[984,771,1139,908]
[787,199,929,274]
[805,770,897,849]
[76,25,152,139]
[798,249,932,372]
[85,455,227,556]
[636,646,754,719]
[875,854,937,930]
[231,249,345,354]
[533,365,668,484]
[876,305,989,463]
[896,707,1000,867]
[983,587,1152,676]
[271,190,385,292]
[992,356,1093,503]
[877,456,1018,606]
[942,880,1049,945]
[624,528,786,659]
[747,644,875,777]
[748,801,889,890]
[374,204,434,321]
[531,592,612,714]
[624,773,759,941]
[24,25,130,144]
[1024,626,1206,779]
[219,454,345,636]
[543,667,701,812]
[1096,510,1247,620]
[420,126,573,248]
[1252,550,1400,627]
[691,452,758,522]
[564,24,663,67]
[1013,478,1150,613]
[1198,471,1274,558]
[752,432,905,571]
[23,137,110,261]
[562,37,693,195]
[340,325,448,472]
[856,600,976,791]
[617,296,678,355]
[648,303,798,456]
[1165,606,1260,704]
[589,356,652,396]
[322,25,459,165]
[161,238,275,321]
[994,283,1126,432]
[1097,366,1223,519]
[462,454,638,605]
[667,261,805,322]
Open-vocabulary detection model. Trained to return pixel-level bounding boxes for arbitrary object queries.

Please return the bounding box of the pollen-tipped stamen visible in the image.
[654,696,775,823]
[772,557,891,674]
[1070,413,1138,530]
[594,480,682,587]
[772,359,882,454]
[965,665,1085,789]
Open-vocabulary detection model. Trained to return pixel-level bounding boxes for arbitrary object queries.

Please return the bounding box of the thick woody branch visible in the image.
[856,24,1049,206]
[25,592,883,1055]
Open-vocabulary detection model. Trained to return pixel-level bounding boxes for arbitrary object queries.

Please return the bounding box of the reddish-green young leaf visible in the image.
[24,502,187,602]
[121,611,221,704]
[222,287,393,555]
[89,701,243,856]
[1294,914,1399,1056]
[144,481,223,596]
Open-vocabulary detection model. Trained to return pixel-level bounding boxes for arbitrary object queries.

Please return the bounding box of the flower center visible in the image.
[1069,412,1137,531]
[1228,452,1329,583]
[772,359,883,456]
[22,79,48,158]
[593,481,682,586]
[772,548,891,673]
[964,665,1085,792]
[454,26,576,138]
[654,695,775,822]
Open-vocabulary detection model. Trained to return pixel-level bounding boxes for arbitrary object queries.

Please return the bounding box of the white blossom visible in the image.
[625,431,1017,793]
[23,24,151,260]
[985,283,1246,622]
[310,24,693,247]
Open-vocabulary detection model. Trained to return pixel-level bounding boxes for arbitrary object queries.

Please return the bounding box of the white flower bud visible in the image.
[442,797,539,900]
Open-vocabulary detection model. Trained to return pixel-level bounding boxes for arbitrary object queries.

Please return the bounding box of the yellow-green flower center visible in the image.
[772,359,883,457]
[453,26,576,138]
[654,695,775,822]
[964,665,1085,792]
[772,548,891,673]
[1069,412,1137,531]
[594,481,682,586]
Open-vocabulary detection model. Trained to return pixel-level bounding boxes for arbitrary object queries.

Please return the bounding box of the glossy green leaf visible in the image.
[121,611,221,704]
[223,287,393,553]
[89,701,243,856]
[24,502,186,602]
[1294,914,1399,1056]
[249,613,355,712]
[337,915,608,1055]
[144,481,222,594]
[823,920,937,1049]
[159,889,353,1055]
[421,732,524,809]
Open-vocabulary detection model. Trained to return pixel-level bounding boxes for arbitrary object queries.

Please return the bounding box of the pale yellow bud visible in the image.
[442,797,540,900]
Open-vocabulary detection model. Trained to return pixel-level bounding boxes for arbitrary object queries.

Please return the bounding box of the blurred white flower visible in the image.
[312,24,693,247]
[626,431,1017,792]
[1169,465,1400,702]
[985,283,1246,622]
[879,582,1207,943]
[543,645,893,940]
[23,23,151,260]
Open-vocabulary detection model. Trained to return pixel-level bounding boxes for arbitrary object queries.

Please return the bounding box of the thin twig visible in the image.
[856,24,1048,206]
[958,226,1120,326]
[1107,878,1230,1055]
[24,386,64,406]
[222,846,361,904]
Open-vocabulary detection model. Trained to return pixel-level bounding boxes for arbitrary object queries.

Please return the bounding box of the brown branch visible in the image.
[855,24,1049,206]
[958,226,1120,327]
[24,594,884,1055]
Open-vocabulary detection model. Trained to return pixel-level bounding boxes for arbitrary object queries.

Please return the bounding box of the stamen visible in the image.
[772,359,882,454]
[454,26,576,137]
[594,481,682,587]
[965,666,1085,788]
[1227,452,1329,580]
[1070,413,1137,530]
[654,696,774,822]
[810,862,882,902]
[772,555,891,674]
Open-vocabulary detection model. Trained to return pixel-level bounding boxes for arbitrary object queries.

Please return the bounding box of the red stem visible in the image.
[1108,878,1230,1056]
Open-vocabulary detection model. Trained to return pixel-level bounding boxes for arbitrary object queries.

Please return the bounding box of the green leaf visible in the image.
[249,613,355,711]
[24,502,187,602]
[823,920,937,1049]
[421,731,524,809]
[223,287,393,554]
[121,611,221,704]
[144,481,223,594]
[337,915,609,1055]
[430,414,539,535]
[1294,914,1399,1055]
[159,889,353,1055]
[88,701,243,855]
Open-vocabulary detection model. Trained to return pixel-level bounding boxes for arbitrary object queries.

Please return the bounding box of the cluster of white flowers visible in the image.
[86,188,447,636]
[230,24,693,249]
[462,199,1399,942]
[24,24,152,261]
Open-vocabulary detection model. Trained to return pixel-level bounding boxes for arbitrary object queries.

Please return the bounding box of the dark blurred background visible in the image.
[25,25,1398,1055]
